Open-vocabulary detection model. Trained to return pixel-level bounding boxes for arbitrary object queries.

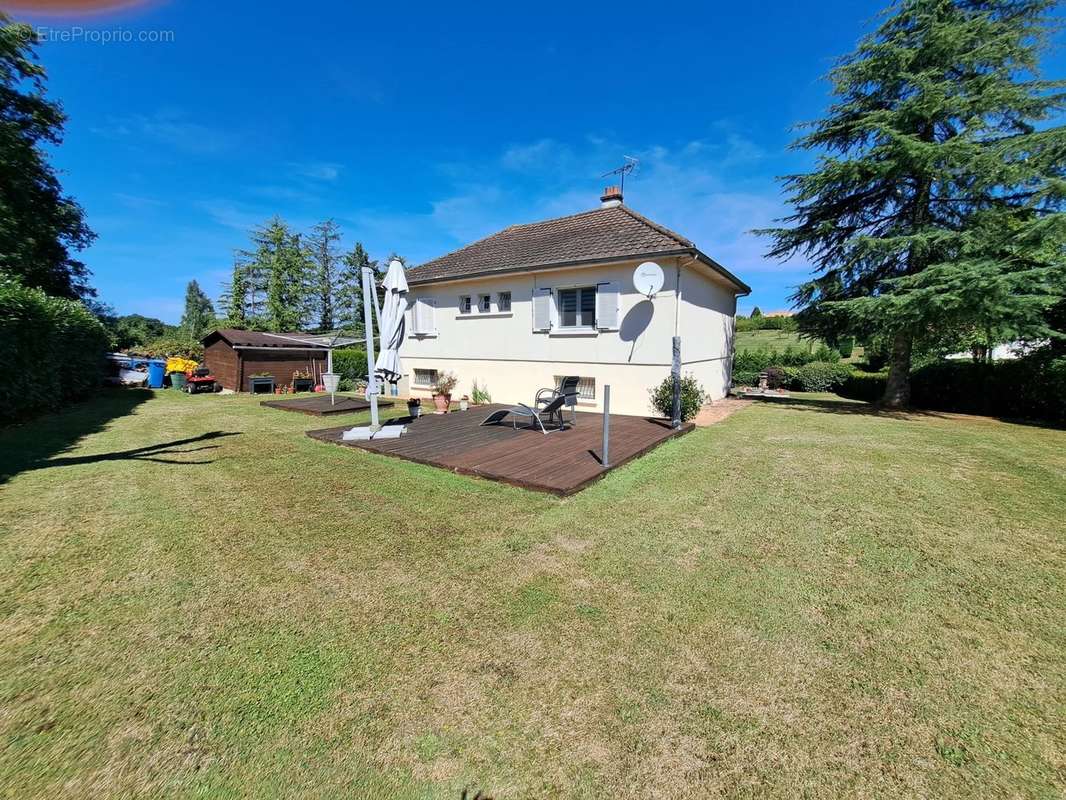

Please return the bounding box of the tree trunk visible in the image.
[882,331,912,408]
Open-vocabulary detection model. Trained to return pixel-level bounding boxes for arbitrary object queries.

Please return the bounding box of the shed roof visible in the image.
[404,204,750,293]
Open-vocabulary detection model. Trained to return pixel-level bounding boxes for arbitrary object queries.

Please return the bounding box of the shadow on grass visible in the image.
[770,394,1065,429]
[0,389,240,483]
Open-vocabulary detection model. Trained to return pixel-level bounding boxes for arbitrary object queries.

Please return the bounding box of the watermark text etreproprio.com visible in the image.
[34,26,176,44]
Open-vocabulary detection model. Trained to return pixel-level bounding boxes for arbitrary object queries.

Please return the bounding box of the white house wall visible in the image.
[402,257,739,415]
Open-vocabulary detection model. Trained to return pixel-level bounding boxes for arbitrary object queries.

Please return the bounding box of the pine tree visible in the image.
[751,306,763,318]
[180,280,215,339]
[219,255,248,327]
[760,0,1065,406]
[307,219,342,331]
[336,241,376,336]
[250,217,312,332]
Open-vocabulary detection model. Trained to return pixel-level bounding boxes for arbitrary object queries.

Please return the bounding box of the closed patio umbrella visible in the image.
[343,258,408,441]
[374,259,408,384]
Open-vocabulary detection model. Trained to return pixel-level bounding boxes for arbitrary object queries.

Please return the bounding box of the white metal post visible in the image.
[601,384,611,468]
[361,266,380,431]
[327,347,334,406]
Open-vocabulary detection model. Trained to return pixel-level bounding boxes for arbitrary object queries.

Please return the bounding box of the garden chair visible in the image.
[535,375,580,425]
[479,395,569,434]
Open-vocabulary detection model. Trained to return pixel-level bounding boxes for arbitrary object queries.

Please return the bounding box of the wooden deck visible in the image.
[261,395,394,416]
[306,404,693,495]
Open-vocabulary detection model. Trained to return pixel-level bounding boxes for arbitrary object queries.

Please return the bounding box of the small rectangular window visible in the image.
[413,368,439,387]
[557,286,597,328]
[554,375,596,400]
[478,294,491,313]
[497,291,511,312]
[459,296,471,314]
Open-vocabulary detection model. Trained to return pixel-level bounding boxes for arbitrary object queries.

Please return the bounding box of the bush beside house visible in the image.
[0,278,110,422]
[650,374,706,421]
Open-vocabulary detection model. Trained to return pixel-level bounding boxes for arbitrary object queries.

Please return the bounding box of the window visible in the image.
[557,286,597,328]
[497,291,511,312]
[459,296,472,314]
[413,368,439,387]
[478,294,491,313]
[555,375,596,401]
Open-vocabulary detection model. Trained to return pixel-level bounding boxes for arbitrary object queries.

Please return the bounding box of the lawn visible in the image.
[1,390,1064,798]
[734,329,821,354]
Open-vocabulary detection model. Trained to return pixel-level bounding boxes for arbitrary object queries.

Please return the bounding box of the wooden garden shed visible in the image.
[201,329,329,392]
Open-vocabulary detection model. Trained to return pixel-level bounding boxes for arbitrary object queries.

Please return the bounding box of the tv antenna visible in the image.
[601,155,639,194]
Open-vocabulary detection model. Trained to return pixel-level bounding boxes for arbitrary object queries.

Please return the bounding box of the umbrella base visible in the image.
[342,425,405,441]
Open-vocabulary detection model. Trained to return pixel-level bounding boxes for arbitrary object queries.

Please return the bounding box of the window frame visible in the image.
[555,285,598,330]
[413,368,439,387]
[478,294,491,313]
[458,295,472,314]
[497,291,511,313]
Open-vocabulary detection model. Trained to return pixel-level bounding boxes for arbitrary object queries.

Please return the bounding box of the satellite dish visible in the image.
[633,261,664,297]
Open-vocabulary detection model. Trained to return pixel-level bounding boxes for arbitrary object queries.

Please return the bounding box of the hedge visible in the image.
[0,278,110,422]
[792,361,854,392]
[839,359,1065,423]
[839,370,889,403]
[733,345,839,373]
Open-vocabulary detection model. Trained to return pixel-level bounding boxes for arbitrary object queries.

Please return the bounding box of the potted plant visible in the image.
[407,397,422,418]
[459,395,469,412]
[431,371,458,413]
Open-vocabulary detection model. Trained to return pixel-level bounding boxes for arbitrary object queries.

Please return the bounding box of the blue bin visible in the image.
[146,360,166,389]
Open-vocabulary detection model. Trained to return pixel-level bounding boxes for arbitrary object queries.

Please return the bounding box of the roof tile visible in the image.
[406,205,697,284]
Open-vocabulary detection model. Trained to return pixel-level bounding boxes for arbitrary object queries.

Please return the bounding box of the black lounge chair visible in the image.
[536,375,580,425]
[480,395,569,434]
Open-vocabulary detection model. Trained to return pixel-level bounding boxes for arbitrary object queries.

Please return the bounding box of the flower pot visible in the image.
[432,393,451,413]
[321,372,341,395]
[459,396,469,411]
[407,400,422,418]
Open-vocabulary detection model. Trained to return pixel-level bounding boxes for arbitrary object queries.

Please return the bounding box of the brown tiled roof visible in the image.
[205,329,329,348]
[405,204,749,292]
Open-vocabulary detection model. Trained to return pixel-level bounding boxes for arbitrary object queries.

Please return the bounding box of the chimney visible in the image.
[600,185,623,208]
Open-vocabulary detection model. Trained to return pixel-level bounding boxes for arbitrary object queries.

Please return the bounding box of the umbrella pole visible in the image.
[361,266,380,431]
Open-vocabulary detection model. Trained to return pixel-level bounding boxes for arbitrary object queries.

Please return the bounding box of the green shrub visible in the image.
[836,358,1064,423]
[132,334,203,360]
[811,344,841,363]
[839,370,888,403]
[837,337,855,359]
[731,369,759,387]
[792,361,854,392]
[0,277,110,422]
[331,347,369,382]
[911,357,1065,423]
[650,373,706,421]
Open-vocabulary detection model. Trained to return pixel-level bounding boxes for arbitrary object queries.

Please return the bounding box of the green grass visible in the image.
[1,389,1064,798]
[735,328,820,353]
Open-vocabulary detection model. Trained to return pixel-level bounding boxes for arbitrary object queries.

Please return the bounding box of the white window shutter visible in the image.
[533,288,552,332]
[425,298,437,334]
[413,297,437,335]
[596,281,620,331]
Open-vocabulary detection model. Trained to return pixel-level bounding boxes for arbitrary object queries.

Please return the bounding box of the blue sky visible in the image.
[9,0,1065,322]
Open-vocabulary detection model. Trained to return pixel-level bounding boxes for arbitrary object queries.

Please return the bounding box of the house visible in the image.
[401,186,750,416]
[201,329,329,392]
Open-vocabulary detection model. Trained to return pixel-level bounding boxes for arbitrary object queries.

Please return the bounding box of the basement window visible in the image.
[413,368,439,387]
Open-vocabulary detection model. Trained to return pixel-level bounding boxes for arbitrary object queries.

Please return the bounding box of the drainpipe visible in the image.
[671,254,698,428]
